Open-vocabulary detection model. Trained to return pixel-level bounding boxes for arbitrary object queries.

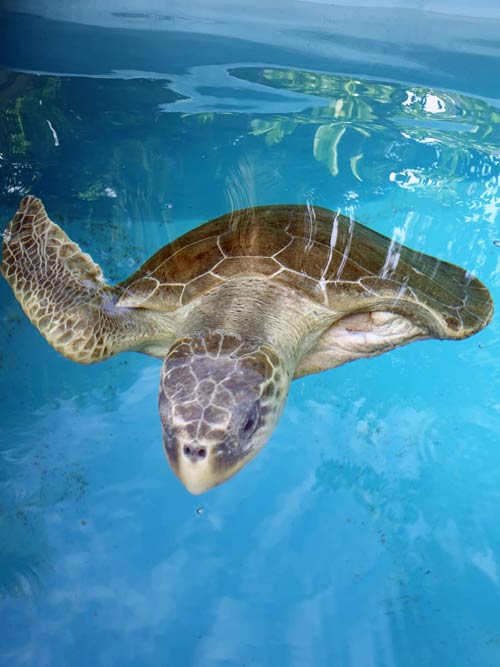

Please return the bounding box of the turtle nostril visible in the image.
[183,444,207,460]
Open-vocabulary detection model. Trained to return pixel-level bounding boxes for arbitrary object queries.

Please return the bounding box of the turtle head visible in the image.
[159,333,290,494]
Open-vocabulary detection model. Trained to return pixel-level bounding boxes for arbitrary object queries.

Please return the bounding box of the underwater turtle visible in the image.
[1,196,493,493]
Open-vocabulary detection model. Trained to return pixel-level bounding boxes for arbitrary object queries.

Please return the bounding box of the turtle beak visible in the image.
[176,446,216,495]
[167,439,256,495]
[165,439,223,495]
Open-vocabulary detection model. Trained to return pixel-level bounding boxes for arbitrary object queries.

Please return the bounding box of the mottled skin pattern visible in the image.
[160,333,289,493]
[1,196,494,494]
[0,196,170,363]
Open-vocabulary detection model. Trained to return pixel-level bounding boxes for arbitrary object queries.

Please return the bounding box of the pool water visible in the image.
[1,4,500,666]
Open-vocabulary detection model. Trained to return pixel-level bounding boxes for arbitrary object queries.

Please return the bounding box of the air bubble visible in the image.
[196,507,204,516]
[493,240,500,248]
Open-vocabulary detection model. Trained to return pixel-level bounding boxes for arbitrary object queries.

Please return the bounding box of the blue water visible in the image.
[1,4,500,666]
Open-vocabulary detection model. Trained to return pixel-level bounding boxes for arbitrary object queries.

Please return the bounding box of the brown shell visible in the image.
[118,205,493,340]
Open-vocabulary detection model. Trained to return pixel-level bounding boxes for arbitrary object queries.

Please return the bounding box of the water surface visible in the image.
[0,5,500,666]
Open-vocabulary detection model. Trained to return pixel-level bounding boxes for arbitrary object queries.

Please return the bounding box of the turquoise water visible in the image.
[1,5,500,666]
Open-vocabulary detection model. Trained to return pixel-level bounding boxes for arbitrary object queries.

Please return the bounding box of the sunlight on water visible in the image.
[0,5,499,666]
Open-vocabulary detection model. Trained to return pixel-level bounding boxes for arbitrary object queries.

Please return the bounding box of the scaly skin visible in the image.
[1,196,172,363]
[159,332,290,494]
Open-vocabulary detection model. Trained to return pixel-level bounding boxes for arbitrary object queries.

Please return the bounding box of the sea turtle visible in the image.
[1,196,493,494]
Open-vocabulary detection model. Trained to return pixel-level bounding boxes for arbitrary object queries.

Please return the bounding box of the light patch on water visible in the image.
[471,547,499,587]
[46,120,59,146]
[195,597,254,667]
[252,475,315,551]
[423,93,446,114]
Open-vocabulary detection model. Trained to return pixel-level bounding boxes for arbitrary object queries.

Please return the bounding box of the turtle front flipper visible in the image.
[1,196,171,363]
[294,311,425,378]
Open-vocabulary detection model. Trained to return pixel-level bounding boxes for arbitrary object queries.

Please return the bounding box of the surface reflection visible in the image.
[2,66,499,227]
[236,67,500,188]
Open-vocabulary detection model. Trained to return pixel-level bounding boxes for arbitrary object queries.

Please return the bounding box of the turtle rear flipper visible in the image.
[1,196,169,363]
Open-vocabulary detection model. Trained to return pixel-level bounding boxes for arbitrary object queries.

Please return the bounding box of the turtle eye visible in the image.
[241,402,260,438]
